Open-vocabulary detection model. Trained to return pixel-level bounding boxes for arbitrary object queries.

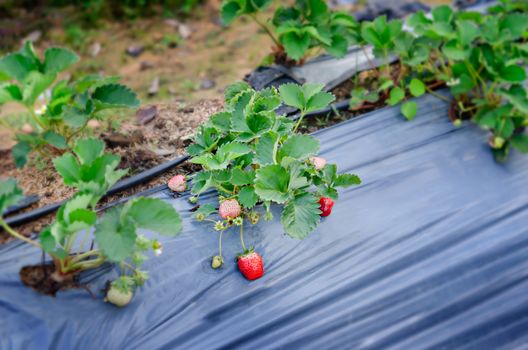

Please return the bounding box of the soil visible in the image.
[20,264,81,296]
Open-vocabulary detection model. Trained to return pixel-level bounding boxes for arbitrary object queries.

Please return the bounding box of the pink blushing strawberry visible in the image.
[310,156,326,170]
[168,174,187,192]
[219,199,241,219]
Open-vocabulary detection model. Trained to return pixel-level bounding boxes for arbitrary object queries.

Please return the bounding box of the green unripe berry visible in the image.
[211,255,224,269]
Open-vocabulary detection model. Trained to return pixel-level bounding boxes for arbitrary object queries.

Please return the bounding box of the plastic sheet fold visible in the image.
[1,93,528,349]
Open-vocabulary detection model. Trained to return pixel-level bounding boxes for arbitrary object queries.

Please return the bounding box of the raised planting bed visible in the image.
[0,99,221,240]
[2,92,528,348]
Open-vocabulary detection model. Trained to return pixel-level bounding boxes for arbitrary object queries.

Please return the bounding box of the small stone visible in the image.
[136,105,158,125]
[148,76,160,97]
[180,106,194,113]
[140,61,154,71]
[152,148,174,156]
[164,19,181,28]
[22,30,41,44]
[178,23,192,39]
[199,79,216,90]
[126,44,144,58]
[89,42,101,57]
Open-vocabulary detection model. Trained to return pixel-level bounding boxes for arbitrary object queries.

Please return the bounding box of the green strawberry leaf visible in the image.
[255,132,278,165]
[432,5,453,23]
[499,85,528,114]
[210,112,232,132]
[281,192,320,239]
[0,178,23,214]
[511,134,528,153]
[22,71,56,106]
[0,53,36,82]
[195,203,216,218]
[124,197,182,236]
[62,106,89,128]
[43,47,79,74]
[73,138,105,165]
[92,84,140,111]
[39,227,67,259]
[53,153,81,185]
[221,0,243,24]
[301,83,325,100]
[231,168,255,186]
[0,83,22,104]
[499,65,526,83]
[95,207,137,262]
[334,174,361,187]
[11,141,32,168]
[280,31,310,61]
[254,164,290,203]
[279,134,320,160]
[409,78,425,97]
[306,91,335,113]
[456,20,479,46]
[387,86,405,105]
[43,131,67,149]
[401,101,418,121]
[324,34,348,58]
[279,83,305,110]
[238,186,259,209]
[500,13,528,40]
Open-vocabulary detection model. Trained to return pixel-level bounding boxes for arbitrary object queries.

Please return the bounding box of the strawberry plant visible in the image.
[0,41,139,167]
[187,82,361,279]
[346,2,528,160]
[220,0,359,64]
[0,138,181,306]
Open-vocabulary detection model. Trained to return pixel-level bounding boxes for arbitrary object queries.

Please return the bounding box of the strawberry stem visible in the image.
[0,219,42,249]
[293,111,306,133]
[218,230,224,256]
[239,223,246,252]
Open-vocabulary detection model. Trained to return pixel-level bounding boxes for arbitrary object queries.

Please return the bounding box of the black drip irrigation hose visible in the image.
[3,195,40,216]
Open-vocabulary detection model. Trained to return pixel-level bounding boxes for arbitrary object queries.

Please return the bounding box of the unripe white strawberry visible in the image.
[168,174,187,192]
[219,199,241,219]
[309,156,326,170]
[105,286,133,307]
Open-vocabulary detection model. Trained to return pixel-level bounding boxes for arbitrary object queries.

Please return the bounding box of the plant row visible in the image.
[0,82,360,305]
[0,42,139,168]
[222,0,528,160]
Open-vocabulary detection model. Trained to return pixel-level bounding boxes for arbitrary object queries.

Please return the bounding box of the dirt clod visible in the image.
[126,44,144,57]
[20,264,79,296]
[136,105,158,125]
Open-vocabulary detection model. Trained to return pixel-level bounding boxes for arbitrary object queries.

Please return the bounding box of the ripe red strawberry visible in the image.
[168,174,187,192]
[319,197,334,217]
[219,199,241,219]
[237,250,264,280]
[309,156,327,170]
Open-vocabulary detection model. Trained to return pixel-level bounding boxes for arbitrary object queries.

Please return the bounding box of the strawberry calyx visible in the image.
[236,247,255,260]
